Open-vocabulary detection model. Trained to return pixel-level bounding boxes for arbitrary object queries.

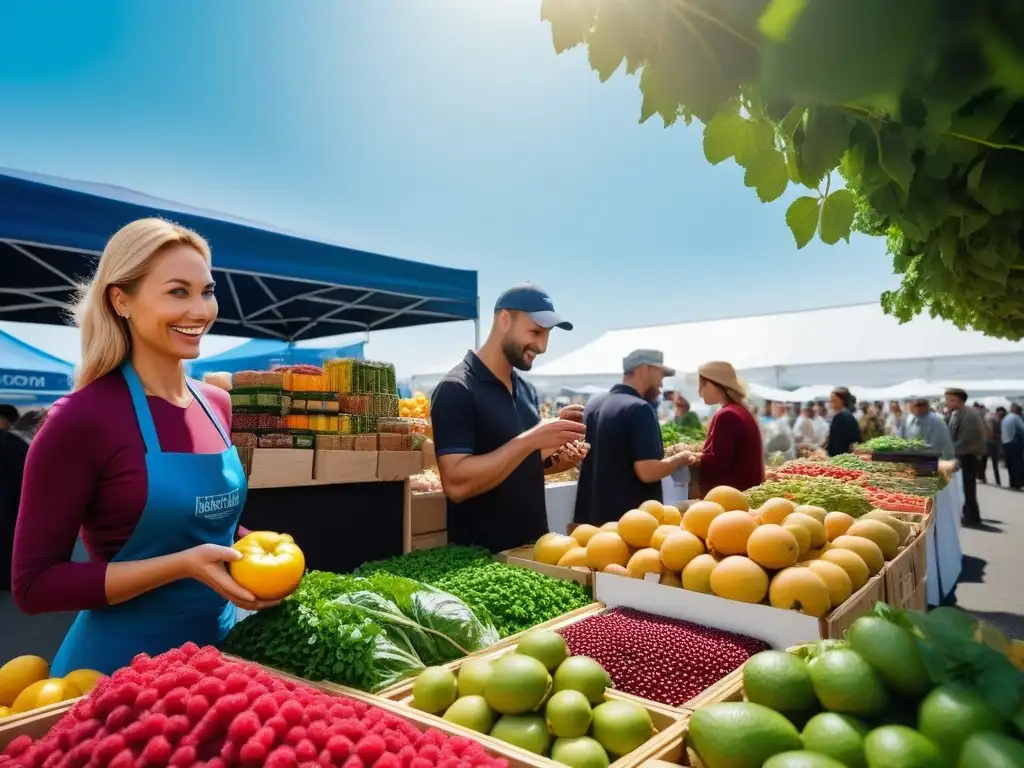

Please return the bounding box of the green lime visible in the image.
[801,712,869,768]
[864,725,943,768]
[958,731,1024,768]
[847,616,932,699]
[689,702,803,768]
[763,751,846,768]
[808,649,888,718]
[918,684,1007,757]
[743,651,818,714]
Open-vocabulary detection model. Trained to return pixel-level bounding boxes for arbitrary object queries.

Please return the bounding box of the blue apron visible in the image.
[51,363,247,676]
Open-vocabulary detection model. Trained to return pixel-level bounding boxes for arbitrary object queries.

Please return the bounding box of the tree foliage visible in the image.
[541,0,1024,340]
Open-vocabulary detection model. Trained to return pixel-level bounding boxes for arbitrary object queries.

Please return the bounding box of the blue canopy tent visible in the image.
[0,327,74,406]
[0,168,479,343]
[188,338,367,379]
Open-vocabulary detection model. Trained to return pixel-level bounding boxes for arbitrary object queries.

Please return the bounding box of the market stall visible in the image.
[0,328,73,408]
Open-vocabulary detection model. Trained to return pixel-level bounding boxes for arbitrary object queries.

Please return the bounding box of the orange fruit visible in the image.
[681,554,719,593]
[783,513,827,549]
[704,486,750,512]
[768,567,831,617]
[626,548,664,579]
[706,511,759,556]
[682,501,726,539]
[709,556,769,603]
[758,498,796,525]
[746,524,801,570]
[784,523,812,556]
[638,500,666,524]
[660,530,706,572]
[618,509,660,548]
[806,560,853,608]
[586,532,630,570]
[824,512,856,541]
[819,548,871,591]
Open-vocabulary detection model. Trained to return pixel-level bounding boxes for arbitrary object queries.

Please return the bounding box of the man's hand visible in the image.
[558,404,585,423]
[559,440,590,466]
[526,419,586,452]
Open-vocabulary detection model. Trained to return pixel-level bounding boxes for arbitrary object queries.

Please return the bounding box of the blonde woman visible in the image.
[12,218,280,675]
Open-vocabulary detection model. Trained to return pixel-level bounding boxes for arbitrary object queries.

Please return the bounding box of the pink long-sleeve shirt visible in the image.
[11,372,238,614]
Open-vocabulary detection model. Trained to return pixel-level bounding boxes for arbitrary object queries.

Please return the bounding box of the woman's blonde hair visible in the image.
[72,218,212,390]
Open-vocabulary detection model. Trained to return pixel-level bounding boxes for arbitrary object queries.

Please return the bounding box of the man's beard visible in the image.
[502,339,534,371]
[644,385,660,402]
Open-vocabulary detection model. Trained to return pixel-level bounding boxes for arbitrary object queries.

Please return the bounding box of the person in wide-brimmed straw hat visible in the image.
[691,361,765,497]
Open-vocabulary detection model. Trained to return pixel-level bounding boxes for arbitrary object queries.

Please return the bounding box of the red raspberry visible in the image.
[436,757,460,768]
[254,725,279,748]
[326,735,354,760]
[185,694,211,724]
[252,693,280,722]
[397,745,417,767]
[108,748,135,768]
[280,699,304,726]
[374,753,402,768]
[211,665,233,680]
[162,687,190,715]
[131,652,153,670]
[266,715,289,735]
[295,738,318,762]
[337,720,367,742]
[177,668,203,689]
[152,673,181,696]
[265,745,299,768]
[306,721,330,748]
[180,642,200,656]
[207,758,227,768]
[343,756,365,768]
[244,682,270,703]
[164,714,190,742]
[135,687,161,711]
[225,672,250,694]
[356,735,387,765]
[228,711,262,743]
[94,733,127,762]
[170,745,198,766]
[219,740,239,765]
[384,733,408,754]
[306,704,330,724]
[285,725,307,746]
[417,745,440,763]
[239,740,269,764]
[141,735,173,764]
[330,703,356,720]
[318,749,335,767]
[213,693,250,721]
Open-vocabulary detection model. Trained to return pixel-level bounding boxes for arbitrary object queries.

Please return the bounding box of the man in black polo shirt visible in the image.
[430,284,587,552]
[574,350,695,526]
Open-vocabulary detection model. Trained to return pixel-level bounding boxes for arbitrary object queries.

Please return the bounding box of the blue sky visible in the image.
[0,0,899,376]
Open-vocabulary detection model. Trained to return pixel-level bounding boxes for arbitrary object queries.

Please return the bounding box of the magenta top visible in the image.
[11,371,241,615]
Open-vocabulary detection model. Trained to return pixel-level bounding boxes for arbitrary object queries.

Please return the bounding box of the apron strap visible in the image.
[121,363,162,454]
[186,379,232,449]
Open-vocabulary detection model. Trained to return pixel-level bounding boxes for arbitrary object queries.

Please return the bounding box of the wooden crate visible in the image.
[378,606,740,713]
[227,656,687,768]
[356,682,688,768]
[0,699,81,749]
[495,547,592,586]
[821,573,886,639]
[882,514,932,611]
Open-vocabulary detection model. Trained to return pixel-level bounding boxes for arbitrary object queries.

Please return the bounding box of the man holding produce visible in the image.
[431,284,586,553]
[573,350,692,525]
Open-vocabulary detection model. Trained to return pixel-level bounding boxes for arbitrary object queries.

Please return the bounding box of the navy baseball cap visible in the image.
[493,283,573,331]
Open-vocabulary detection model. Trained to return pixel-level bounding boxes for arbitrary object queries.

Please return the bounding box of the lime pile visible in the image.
[686,615,1024,767]
[410,630,656,767]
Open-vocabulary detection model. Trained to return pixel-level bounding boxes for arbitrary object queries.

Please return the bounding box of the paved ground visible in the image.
[1,470,1021,662]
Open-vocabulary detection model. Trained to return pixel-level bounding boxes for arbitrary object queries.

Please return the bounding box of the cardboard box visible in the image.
[377,450,424,481]
[409,491,446,535]
[312,449,378,483]
[496,546,592,585]
[248,448,314,488]
[594,569,885,648]
[883,516,931,610]
[410,531,447,550]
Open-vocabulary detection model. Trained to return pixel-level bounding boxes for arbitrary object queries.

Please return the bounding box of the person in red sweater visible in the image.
[691,361,765,497]
[12,218,281,675]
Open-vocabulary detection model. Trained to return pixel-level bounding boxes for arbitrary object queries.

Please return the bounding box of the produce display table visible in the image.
[926,471,964,606]
[544,480,577,534]
[243,480,409,574]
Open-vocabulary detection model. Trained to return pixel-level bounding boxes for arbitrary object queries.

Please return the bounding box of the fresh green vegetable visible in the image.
[858,436,930,453]
[358,545,493,583]
[828,455,915,475]
[221,570,499,691]
[747,476,873,516]
[661,421,706,447]
[434,562,592,638]
[541,2,1024,341]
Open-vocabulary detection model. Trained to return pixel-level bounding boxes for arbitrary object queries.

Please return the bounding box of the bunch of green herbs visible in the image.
[357,545,493,583]
[747,476,873,516]
[858,436,931,453]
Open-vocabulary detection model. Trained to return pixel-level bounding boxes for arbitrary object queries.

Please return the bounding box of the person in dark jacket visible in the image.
[827,387,862,456]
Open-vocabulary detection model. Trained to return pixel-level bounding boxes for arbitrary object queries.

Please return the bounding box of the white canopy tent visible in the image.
[526,303,1024,392]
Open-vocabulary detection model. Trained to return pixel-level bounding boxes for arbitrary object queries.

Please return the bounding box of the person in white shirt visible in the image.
[811,403,830,446]
[792,404,817,449]
[884,401,904,436]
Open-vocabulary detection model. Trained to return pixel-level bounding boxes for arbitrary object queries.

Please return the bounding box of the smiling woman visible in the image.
[10,218,290,676]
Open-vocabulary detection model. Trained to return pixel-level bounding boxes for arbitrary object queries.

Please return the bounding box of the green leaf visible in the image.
[586,18,625,82]
[703,112,748,165]
[540,0,597,54]
[757,0,808,42]
[761,0,938,104]
[734,120,776,168]
[937,223,959,269]
[960,214,990,239]
[819,188,856,244]
[786,196,820,249]
[638,65,678,127]
[744,147,789,202]
[877,126,916,192]
[796,107,851,185]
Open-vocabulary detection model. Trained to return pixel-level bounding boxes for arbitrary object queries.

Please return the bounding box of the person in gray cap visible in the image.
[430,284,587,553]
[573,350,694,526]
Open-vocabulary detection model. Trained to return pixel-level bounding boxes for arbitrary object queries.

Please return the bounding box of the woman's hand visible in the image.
[180,544,282,612]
